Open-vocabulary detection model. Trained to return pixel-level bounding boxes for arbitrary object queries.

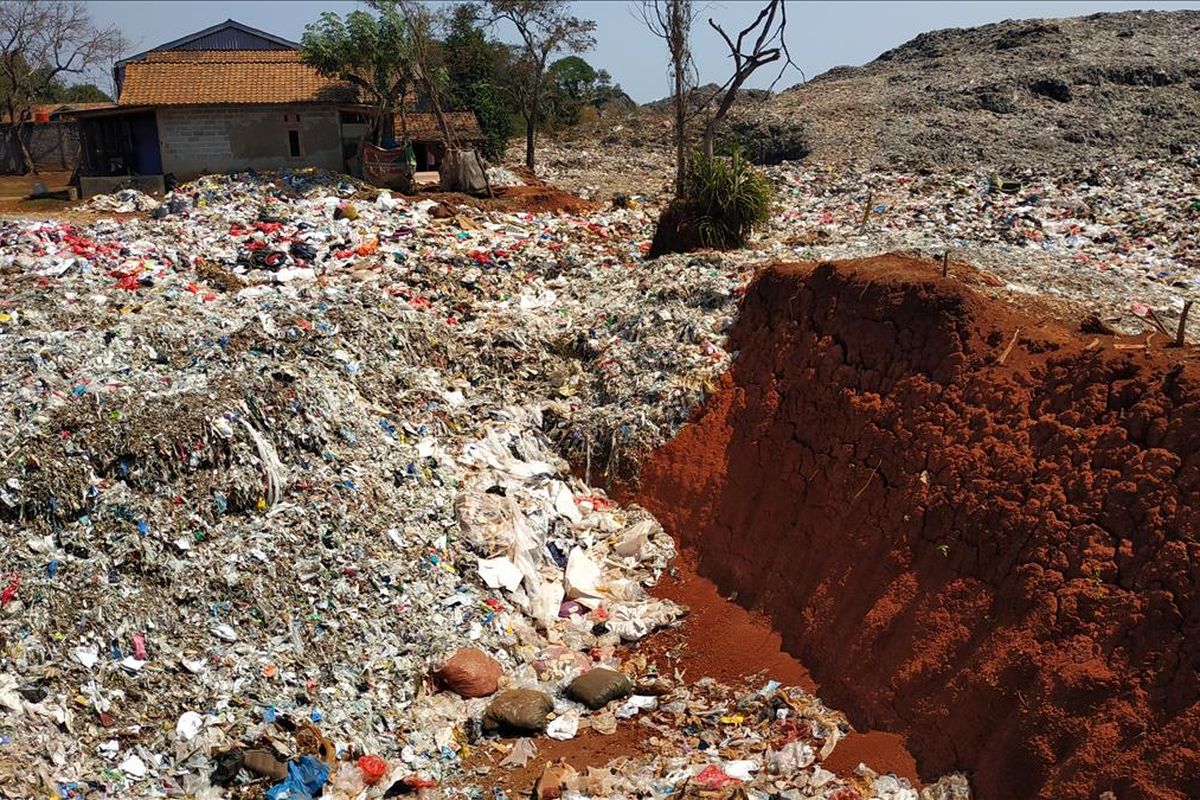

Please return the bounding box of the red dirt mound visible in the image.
[636,255,1200,800]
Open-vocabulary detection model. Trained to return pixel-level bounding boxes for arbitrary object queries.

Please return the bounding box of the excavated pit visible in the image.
[635,256,1200,800]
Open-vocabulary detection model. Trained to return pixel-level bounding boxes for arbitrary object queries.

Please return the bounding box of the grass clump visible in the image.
[685,146,773,249]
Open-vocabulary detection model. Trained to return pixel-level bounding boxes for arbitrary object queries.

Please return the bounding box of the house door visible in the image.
[128,113,162,174]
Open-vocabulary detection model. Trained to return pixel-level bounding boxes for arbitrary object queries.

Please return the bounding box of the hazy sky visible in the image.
[88,0,1200,102]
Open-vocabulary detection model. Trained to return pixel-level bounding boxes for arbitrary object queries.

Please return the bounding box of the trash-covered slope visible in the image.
[0,173,965,799]
[736,9,1200,170]
[637,255,1200,800]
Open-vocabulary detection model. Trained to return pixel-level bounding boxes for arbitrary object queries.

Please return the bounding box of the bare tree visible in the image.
[637,0,695,197]
[699,0,797,159]
[487,0,596,171]
[0,1,126,173]
[391,0,454,148]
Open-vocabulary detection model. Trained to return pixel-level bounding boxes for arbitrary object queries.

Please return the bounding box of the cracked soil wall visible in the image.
[636,256,1200,800]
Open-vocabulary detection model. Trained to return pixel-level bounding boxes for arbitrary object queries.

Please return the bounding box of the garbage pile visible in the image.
[6,140,1196,795]
[533,129,673,204]
[0,169,794,798]
[763,155,1200,336]
[479,672,971,800]
[533,135,1200,337]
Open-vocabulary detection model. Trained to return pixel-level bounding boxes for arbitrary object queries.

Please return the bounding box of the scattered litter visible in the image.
[0,166,973,798]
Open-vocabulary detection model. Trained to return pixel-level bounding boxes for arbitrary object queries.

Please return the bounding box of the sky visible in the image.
[86,0,1200,102]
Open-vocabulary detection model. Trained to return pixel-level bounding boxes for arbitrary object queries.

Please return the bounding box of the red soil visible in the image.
[633,549,816,690]
[823,731,921,784]
[635,255,1200,800]
[465,724,653,796]
[634,551,924,788]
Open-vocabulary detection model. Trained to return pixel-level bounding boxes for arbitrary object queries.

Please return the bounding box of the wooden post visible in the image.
[941,250,951,278]
[1175,300,1193,348]
[859,190,873,234]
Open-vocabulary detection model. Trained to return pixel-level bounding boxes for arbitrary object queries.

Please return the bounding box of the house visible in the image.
[1,102,115,174]
[66,19,483,196]
[400,111,485,171]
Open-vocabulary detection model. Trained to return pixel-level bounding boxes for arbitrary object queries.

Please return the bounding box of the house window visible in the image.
[288,129,302,157]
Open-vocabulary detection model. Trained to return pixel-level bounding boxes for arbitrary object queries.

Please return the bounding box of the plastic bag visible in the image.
[264,756,330,800]
[482,688,554,733]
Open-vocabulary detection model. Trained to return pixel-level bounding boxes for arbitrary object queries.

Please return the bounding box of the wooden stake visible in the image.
[859,190,873,233]
[997,327,1021,365]
[1174,300,1193,348]
[941,250,951,278]
[1146,308,1172,337]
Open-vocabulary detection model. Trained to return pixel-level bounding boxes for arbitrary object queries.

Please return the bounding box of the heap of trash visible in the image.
[0,168,967,799]
[5,134,1197,795]
[536,135,1199,338]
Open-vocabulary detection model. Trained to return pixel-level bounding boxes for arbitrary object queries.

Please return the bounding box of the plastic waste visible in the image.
[500,738,538,768]
[265,755,330,800]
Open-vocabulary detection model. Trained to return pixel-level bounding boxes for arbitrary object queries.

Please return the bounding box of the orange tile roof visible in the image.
[143,50,303,63]
[397,111,484,142]
[119,50,360,106]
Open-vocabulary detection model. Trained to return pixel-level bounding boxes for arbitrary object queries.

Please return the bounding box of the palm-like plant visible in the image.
[685,146,773,249]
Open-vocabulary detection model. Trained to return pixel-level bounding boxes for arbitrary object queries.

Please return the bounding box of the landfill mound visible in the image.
[637,255,1200,800]
[734,9,1200,170]
[0,173,974,799]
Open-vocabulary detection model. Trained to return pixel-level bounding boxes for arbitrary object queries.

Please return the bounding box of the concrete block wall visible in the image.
[157,104,343,178]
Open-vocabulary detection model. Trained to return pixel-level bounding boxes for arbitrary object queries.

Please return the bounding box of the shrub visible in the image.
[715,119,811,165]
[685,147,774,249]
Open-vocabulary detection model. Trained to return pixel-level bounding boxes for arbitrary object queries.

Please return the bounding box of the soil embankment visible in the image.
[637,255,1200,800]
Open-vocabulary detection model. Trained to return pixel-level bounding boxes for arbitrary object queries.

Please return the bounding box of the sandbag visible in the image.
[567,668,632,710]
[435,647,502,698]
[482,688,554,733]
[439,148,490,197]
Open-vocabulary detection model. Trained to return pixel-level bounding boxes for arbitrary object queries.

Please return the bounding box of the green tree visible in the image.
[0,1,126,172]
[300,4,413,144]
[443,3,512,159]
[487,0,596,170]
[545,55,619,128]
[37,80,112,104]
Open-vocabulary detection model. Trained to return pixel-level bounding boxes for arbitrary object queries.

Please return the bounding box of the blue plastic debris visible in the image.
[264,755,330,800]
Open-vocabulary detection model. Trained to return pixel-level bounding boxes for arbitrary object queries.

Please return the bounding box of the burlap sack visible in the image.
[482,688,554,733]
[566,668,632,710]
[435,647,502,698]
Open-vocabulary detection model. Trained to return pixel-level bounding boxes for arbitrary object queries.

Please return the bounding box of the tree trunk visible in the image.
[525,74,543,172]
[18,123,37,175]
[673,58,686,196]
[701,120,715,161]
[524,117,535,170]
[423,73,455,151]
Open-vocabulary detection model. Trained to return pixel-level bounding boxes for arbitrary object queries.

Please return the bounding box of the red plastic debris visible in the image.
[0,572,19,607]
[357,754,388,785]
[400,775,437,790]
[693,764,740,790]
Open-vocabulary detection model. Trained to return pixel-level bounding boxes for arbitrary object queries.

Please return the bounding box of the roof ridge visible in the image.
[115,19,298,66]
